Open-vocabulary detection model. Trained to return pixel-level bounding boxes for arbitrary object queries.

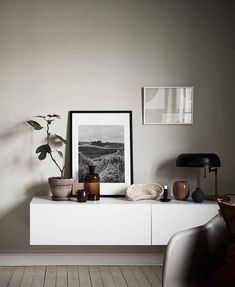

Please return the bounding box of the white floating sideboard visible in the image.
[30,197,219,245]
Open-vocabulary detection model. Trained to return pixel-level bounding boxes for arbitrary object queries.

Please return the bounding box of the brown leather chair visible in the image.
[162,215,229,287]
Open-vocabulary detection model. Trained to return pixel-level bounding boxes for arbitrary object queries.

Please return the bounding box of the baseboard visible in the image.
[0,253,164,266]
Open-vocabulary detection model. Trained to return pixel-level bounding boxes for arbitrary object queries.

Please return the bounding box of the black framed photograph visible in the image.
[70,111,133,196]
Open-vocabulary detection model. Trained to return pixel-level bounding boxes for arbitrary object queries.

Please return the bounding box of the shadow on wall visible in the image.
[156,158,190,182]
[0,116,72,175]
[156,158,198,194]
[0,122,27,141]
[0,122,37,171]
[0,115,166,253]
[0,182,49,253]
[64,112,71,178]
[0,115,72,252]
[156,158,178,178]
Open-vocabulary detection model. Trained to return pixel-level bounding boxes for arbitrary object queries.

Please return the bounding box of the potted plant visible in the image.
[27,114,73,200]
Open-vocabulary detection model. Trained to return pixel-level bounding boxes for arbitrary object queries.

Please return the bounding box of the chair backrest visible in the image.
[162,214,229,287]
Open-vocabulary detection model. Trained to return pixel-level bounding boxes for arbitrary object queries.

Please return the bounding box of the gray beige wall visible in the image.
[0,0,234,253]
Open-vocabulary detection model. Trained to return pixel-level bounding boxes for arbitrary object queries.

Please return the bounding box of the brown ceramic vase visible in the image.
[173,181,190,200]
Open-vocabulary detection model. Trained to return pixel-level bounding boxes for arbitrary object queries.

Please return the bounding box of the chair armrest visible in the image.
[162,215,229,287]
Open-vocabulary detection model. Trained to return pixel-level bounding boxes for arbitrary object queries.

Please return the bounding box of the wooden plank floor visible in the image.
[0,266,162,287]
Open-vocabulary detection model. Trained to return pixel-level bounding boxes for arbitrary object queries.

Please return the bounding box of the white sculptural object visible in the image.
[126,183,164,201]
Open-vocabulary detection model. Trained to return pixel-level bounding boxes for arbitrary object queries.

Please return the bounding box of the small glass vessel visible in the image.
[84,165,100,200]
[76,189,88,202]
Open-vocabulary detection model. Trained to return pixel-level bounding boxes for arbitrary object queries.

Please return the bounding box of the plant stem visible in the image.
[49,153,64,178]
[46,120,64,178]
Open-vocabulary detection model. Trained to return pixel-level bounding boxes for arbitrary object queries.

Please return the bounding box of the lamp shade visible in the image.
[176,153,221,168]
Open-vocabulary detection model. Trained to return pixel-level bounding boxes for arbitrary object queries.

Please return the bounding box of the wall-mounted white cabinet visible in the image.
[151,202,219,245]
[30,197,151,245]
[30,197,219,245]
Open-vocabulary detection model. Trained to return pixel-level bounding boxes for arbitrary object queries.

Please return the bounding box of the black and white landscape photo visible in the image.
[78,125,125,183]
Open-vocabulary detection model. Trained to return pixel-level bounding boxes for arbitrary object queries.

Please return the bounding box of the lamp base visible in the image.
[206,195,230,201]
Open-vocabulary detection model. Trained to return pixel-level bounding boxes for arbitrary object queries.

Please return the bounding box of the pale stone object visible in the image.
[126,183,164,201]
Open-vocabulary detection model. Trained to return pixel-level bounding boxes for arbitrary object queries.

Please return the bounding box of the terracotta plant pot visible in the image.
[48,177,73,201]
[173,181,190,200]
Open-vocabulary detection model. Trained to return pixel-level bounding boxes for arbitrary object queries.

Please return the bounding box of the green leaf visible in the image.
[47,114,60,119]
[38,151,47,160]
[57,150,63,159]
[54,134,67,144]
[27,120,43,130]
[36,144,51,160]
[35,115,46,119]
[52,114,60,118]
[45,144,51,153]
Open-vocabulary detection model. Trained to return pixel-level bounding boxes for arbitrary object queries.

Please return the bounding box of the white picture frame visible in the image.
[143,86,194,125]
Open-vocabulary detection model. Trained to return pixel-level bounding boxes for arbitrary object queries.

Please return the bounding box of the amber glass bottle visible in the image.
[84,166,100,200]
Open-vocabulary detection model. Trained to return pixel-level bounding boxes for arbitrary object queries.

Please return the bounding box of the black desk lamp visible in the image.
[176,153,229,201]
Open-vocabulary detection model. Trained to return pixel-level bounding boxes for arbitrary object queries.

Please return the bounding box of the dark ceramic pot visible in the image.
[192,187,205,203]
[76,189,88,202]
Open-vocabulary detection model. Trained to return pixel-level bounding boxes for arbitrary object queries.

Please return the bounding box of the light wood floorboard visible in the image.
[99,267,115,287]
[131,266,151,287]
[110,267,127,287]
[8,267,25,287]
[0,267,13,287]
[56,266,67,287]
[44,266,56,287]
[0,266,162,287]
[151,266,162,283]
[88,267,103,287]
[68,266,79,287]
[77,267,91,287]
[20,267,35,287]
[141,266,162,287]
[32,267,46,287]
[120,267,138,287]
